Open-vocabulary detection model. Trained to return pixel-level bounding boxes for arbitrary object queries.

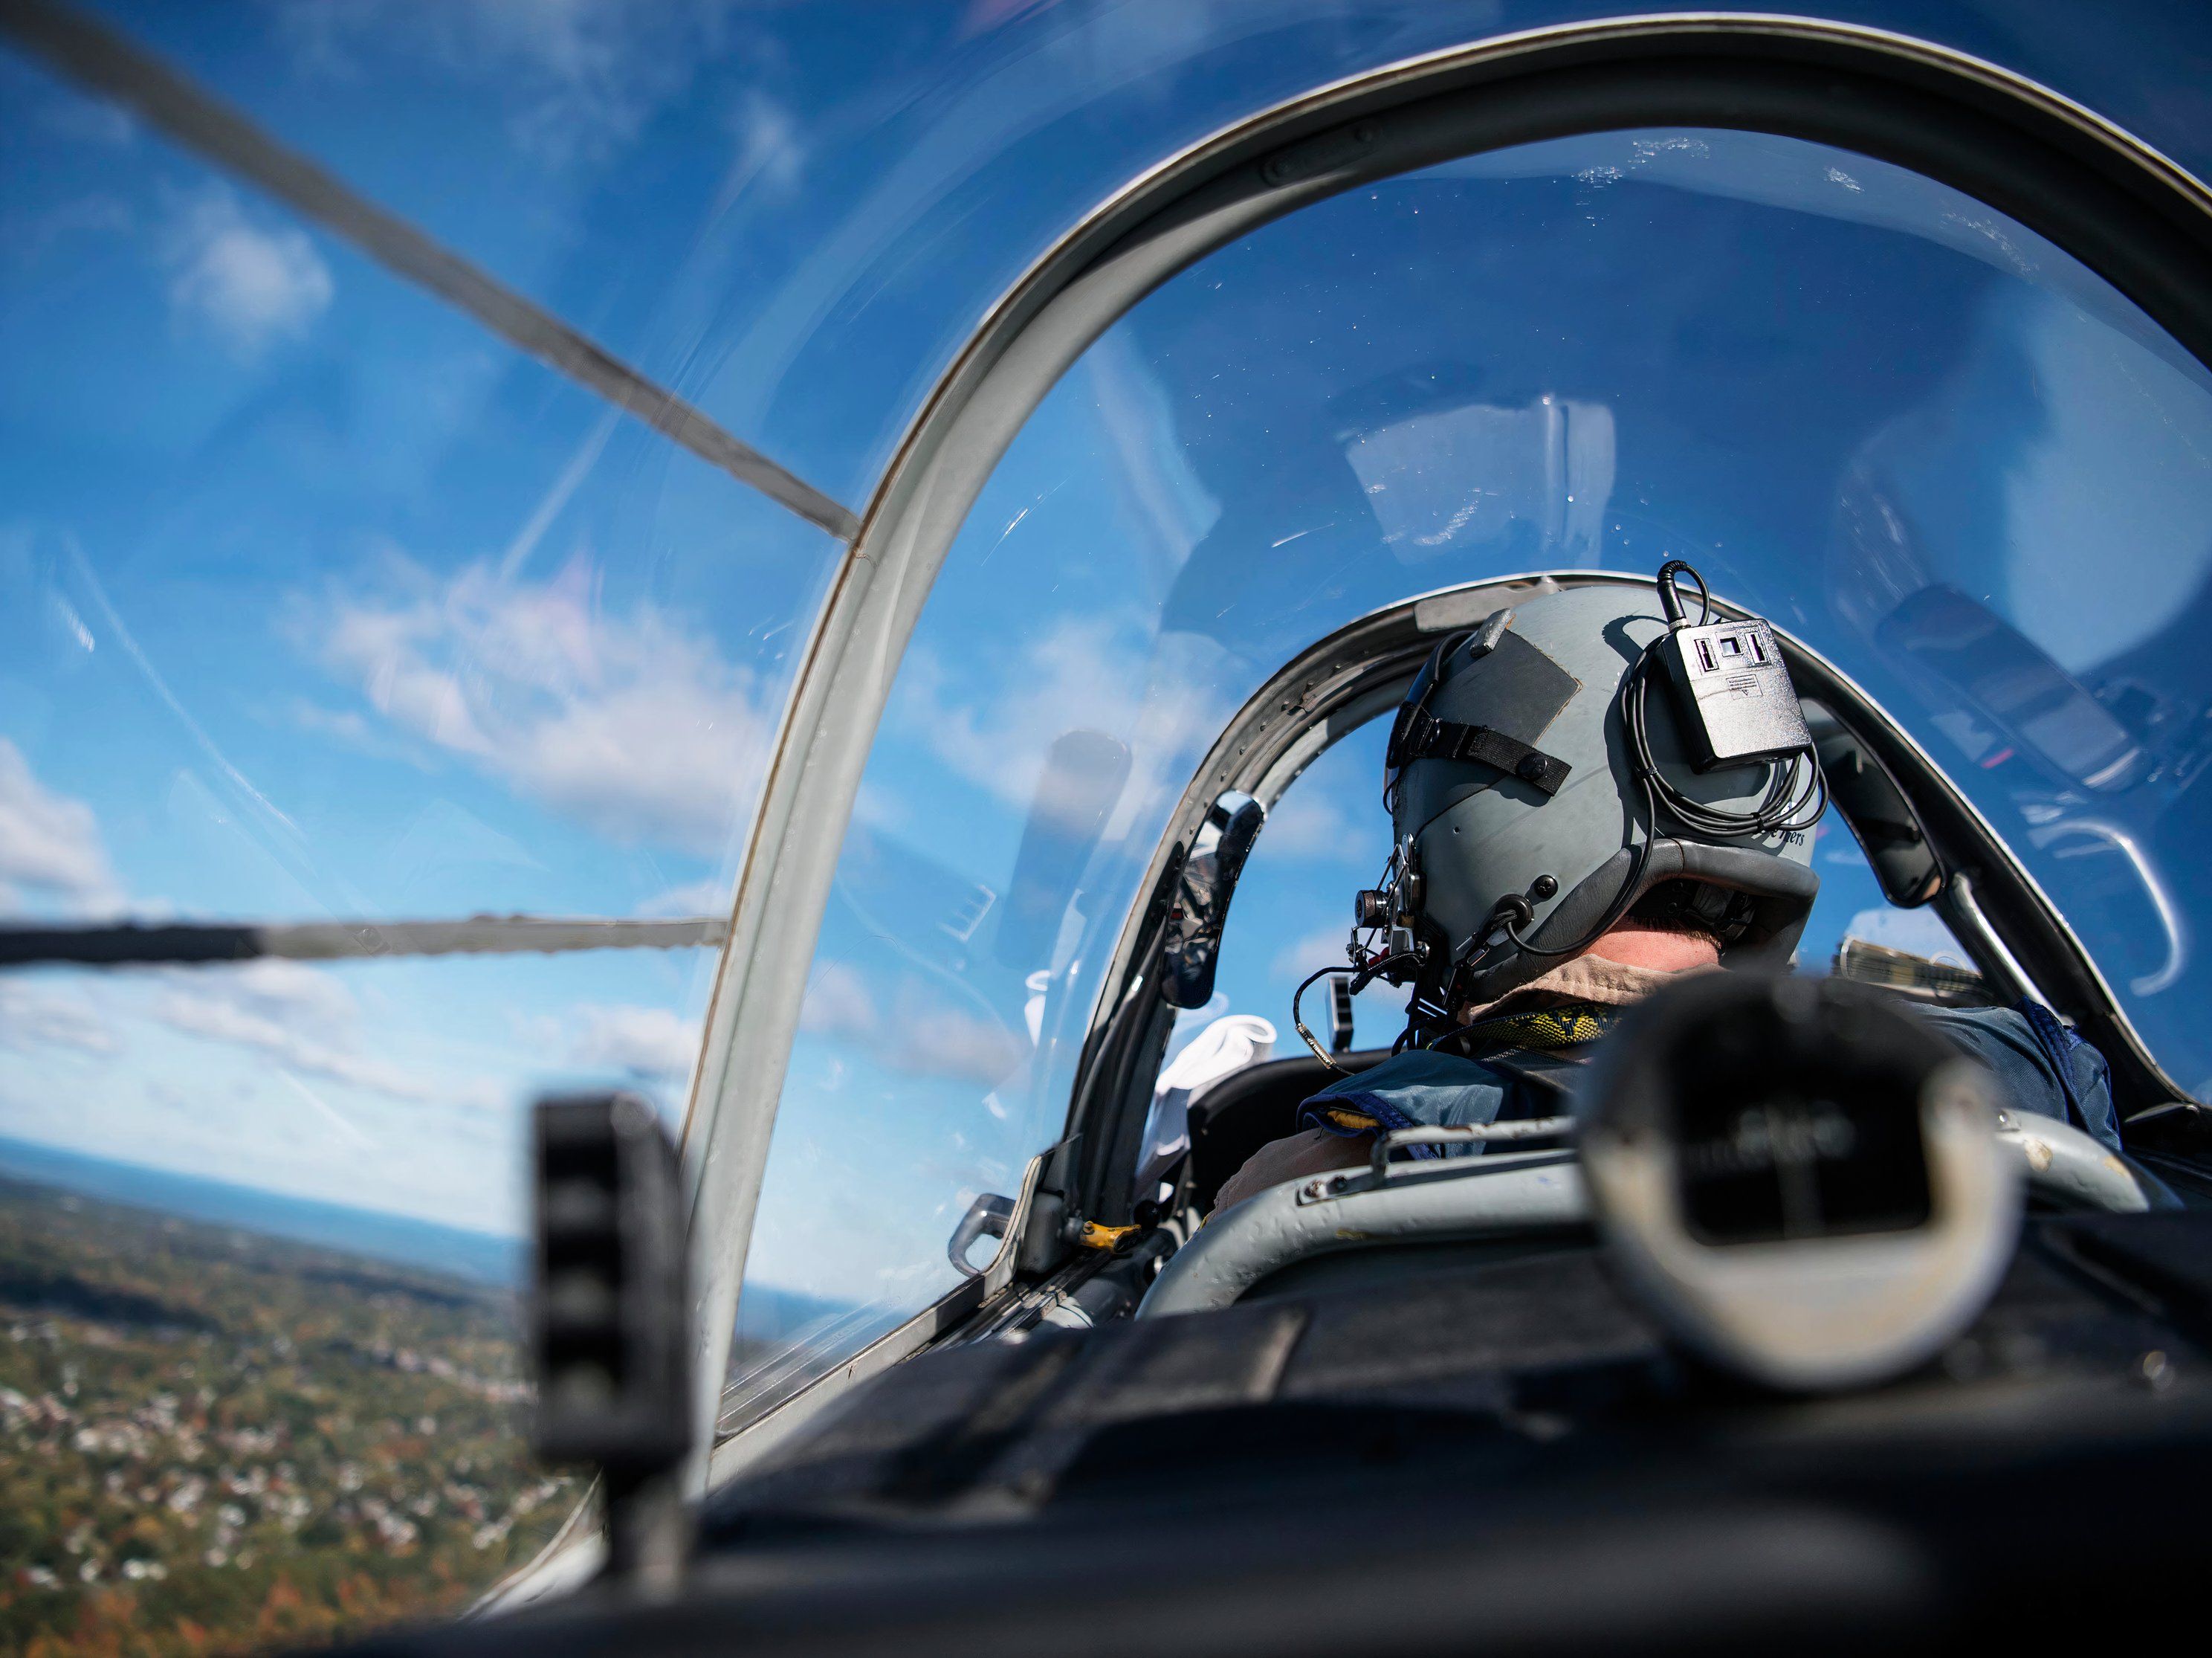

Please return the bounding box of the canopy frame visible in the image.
[685,11,2212,1477]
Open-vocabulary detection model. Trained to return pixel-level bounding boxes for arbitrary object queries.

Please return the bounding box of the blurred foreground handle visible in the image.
[531,1093,691,1594]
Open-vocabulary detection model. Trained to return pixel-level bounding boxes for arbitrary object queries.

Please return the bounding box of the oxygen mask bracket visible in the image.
[1351,837,1427,978]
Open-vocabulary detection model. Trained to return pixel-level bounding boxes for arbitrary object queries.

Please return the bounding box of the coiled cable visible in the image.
[1498,561,1824,961]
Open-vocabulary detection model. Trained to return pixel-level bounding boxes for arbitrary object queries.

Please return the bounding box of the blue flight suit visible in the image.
[1302,1000,2120,1155]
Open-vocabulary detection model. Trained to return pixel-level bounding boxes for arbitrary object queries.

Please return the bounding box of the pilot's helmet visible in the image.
[1382,582,1820,1010]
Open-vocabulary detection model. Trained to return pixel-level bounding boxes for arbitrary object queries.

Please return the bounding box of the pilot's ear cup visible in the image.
[1575,973,2019,1392]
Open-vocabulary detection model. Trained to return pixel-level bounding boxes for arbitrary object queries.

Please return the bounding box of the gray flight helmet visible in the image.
[1389,584,1820,1007]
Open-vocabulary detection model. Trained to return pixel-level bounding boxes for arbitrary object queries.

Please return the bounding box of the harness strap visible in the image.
[1472,1045,1591,1111]
[1455,1000,1617,1051]
[1396,710,1573,796]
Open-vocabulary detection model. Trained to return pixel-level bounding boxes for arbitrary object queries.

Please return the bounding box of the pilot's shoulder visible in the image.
[1914,1001,2106,1080]
[1910,999,2118,1147]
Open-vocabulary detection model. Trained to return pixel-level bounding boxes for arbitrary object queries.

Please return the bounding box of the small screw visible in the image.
[1531,874,1559,900]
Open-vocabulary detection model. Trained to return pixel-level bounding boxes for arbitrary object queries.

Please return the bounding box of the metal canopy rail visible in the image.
[0,0,862,545]
[0,916,730,969]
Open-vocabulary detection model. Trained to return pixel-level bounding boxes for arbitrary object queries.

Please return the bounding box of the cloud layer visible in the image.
[800,960,1026,1088]
[891,611,1233,853]
[310,555,772,855]
[280,0,766,169]
[0,981,122,1056]
[146,958,497,1109]
[557,1001,699,1080]
[0,739,122,915]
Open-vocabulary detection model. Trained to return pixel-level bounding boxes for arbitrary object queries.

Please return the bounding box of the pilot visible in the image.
[1216,581,2121,1213]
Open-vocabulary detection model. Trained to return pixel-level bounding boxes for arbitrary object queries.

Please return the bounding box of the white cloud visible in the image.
[897,996,1028,1088]
[146,960,496,1109]
[633,877,728,918]
[798,961,874,1039]
[800,959,1025,1088]
[199,956,358,1028]
[307,554,773,855]
[0,982,122,1056]
[0,738,122,915]
[288,698,441,766]
[714,88,802,208]
[896,614,1145,809]
[1259,789,1366,863]
[892,611,1231,844]
[558,1002,699,1080]
[1270,924,1356,984]
[279,0,759,169]
[160,184,333,355]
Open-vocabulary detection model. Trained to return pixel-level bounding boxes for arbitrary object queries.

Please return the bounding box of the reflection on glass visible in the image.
[735,124,2212,1414]
[0,53,840,930]
[48,4,2212,512]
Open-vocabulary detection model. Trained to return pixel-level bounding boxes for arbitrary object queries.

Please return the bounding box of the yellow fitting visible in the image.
[1077,1221,1139,1251]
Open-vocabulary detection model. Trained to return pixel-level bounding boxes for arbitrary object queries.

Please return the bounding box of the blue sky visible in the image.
[4,4,2211,1403]
[0,50,832,1236]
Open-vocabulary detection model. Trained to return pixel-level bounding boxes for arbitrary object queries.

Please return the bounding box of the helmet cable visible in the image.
[1496,562,1825,961]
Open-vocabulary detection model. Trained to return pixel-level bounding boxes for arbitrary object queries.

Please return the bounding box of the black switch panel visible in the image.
[531,1093,691,1479]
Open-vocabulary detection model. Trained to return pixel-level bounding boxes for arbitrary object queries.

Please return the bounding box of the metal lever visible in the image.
[947,1191,1017,1277]
[1295,1120,1577,1204]
[1369,1119,1575,1178]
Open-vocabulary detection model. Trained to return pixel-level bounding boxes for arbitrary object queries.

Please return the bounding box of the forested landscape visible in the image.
[0,1175,576,1656]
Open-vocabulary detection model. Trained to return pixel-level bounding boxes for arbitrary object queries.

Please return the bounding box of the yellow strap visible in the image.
[1077,1221,1139,1251]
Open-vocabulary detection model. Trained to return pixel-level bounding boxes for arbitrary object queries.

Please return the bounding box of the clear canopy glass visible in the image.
[66,0,2212,512]
[734,123,2212,1418]
[10,4,2212,1645]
